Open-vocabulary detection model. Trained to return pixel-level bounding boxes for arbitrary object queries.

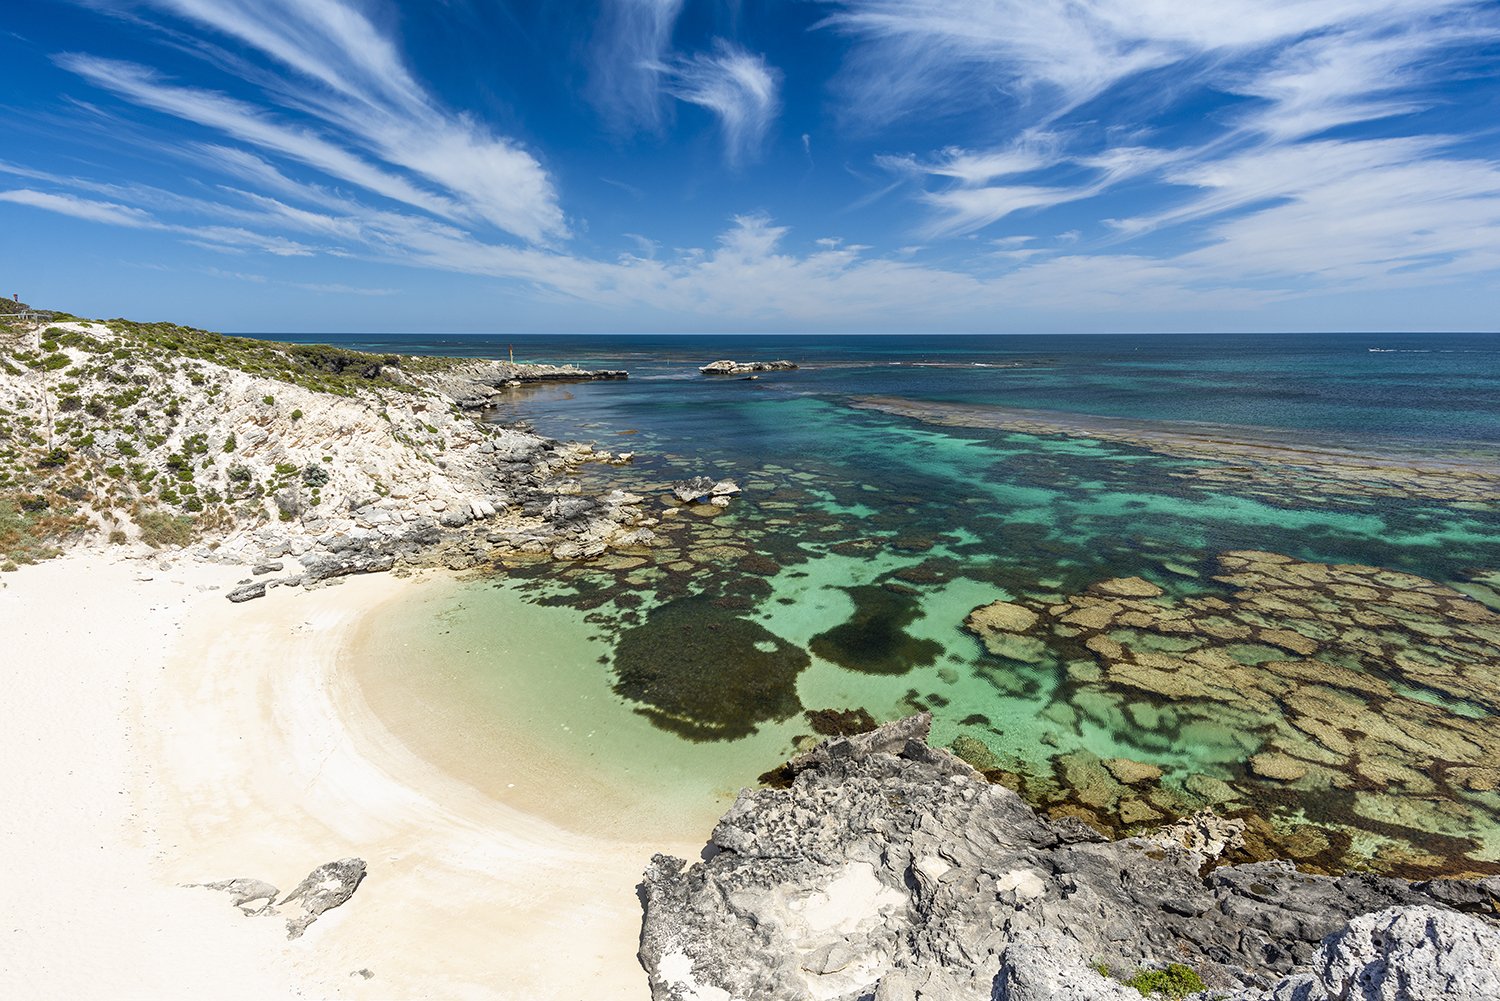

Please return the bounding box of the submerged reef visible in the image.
[964,551,1500,876]
[639,715,1500,1001]
[853,395,1500,504]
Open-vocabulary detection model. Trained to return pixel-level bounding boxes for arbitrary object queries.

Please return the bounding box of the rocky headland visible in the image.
[640,714,1500,1001]
[0,311,656,591]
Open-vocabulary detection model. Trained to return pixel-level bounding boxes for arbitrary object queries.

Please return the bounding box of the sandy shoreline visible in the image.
[0,551,697,999]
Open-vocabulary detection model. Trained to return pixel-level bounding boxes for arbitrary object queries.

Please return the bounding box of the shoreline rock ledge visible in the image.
[638,714,1500,1001]
[699,359,798,375]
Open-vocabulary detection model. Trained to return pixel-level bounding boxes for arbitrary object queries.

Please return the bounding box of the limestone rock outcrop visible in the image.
[638,716,1500,1001]
[191,856,366,939]
[699,360,798,375]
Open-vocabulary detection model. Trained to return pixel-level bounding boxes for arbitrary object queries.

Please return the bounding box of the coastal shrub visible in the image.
[0,497,75,564]
[35,448,69,469]
[222,433,236,453]
[1123,964,1206,999]
[301,463,329,487]
[262,395,276,406]
[108,529,127,545]
[136,509,196,548]
[273,488,302,520]
[290,408,303,421]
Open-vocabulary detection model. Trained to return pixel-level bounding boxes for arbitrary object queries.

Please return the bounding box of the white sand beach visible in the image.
[0,552,693,1000]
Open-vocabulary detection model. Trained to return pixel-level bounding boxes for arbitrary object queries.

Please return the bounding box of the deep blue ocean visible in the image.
[267,331,1500,446]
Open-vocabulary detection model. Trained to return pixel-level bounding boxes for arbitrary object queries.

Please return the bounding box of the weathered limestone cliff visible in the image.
[0,313,650,580]
[640,715,1500,1001]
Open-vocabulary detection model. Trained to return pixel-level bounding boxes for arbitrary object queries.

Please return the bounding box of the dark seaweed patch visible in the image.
[809,584,942,675]
[612,595,809,741]
[804,707,878,736]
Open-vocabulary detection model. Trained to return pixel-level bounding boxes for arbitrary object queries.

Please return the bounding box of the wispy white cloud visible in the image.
[0,188,155,228]
[291,281,397,296]
[0,184,318,256]
[7,0,1496,330]
[588,0,685,132]
[817,0,1480,127]
[63,0,567,243]
[586,2,780,165]
[829,0,1500,298]
[886,138,1172,236]
[664,41,781,165]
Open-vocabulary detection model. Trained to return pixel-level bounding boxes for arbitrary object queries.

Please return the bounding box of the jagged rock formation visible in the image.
[699,360,798,375]
[1223,906,1500,1000]
[638,715,1500,1001]
[188,877,280,915]
[191,857,365,938]
[279,857,366,939]
[672,477,741,506]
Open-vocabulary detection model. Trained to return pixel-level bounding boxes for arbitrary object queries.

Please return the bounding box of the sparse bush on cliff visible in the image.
[1122,964,1206,999]
[136,509,196,549]
[0,496,82,564]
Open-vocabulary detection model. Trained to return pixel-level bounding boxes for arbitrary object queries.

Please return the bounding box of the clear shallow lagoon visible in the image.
[291,332,1500,875]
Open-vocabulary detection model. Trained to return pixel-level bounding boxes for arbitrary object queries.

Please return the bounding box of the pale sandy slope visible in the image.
[0,552,694,1000]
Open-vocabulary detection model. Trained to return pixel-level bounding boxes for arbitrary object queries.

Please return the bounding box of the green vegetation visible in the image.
[0,308,471,561]
[1122,964,1207,999]
[105,318,461,396]
[0,497,83,564]
[135,509,196,549]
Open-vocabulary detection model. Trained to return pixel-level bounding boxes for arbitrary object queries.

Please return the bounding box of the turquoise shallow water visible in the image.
[321,332,1500,874]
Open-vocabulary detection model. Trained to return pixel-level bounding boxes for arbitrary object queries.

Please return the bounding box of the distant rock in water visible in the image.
[638,714,1500,1001]
[671,477,740,504]
[699,359,798,375]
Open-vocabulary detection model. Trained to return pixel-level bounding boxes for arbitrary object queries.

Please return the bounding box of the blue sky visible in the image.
[3,1,1499,333]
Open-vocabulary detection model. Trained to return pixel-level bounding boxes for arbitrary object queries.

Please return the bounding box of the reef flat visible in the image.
[963,551,1500,876]
[851,395,1500,504]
